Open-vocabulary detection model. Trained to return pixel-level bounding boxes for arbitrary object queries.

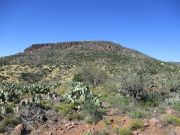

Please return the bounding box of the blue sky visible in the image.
[0,0,180,61]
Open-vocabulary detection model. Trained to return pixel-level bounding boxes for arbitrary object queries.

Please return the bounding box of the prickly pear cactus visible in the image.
[0,82,61,116]
[63,82,101,108]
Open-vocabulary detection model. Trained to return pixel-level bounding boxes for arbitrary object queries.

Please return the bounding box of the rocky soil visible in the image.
[5,107,180,135]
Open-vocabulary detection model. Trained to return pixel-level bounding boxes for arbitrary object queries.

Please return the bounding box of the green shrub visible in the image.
[0,124,5,133]
[119,72,149,101]
[102,94,131,113]
[144,92,164,107]
[84,132,93,135]
[41,100,53,109]
[20,72,44,83]
[93,130,109,135]
[81,64,107,87]
[73,73,83,82]
[3,117,20,126]
[166,115,180,126]
[129,120,144,131]
[131,110,147,119]
[102,78,118,93]
[119,71,164,106]
[66,112,84,121]
[81,99,104,124]
[119,128,131,135]
[53,102,85,121]
[158,107,166,114]
[0,116,21,133]
[0,75,9,81]
[54,102,75,116]
[168,73,180,92]
[173,101,180,111]
[103,119,110,126]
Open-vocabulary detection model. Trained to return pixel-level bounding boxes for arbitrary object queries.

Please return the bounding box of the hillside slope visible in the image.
[0,41,179,84]
[0,41,180,135]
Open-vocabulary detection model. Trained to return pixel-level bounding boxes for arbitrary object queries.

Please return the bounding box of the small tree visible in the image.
[118,69,164,106]
[169,72,180,93]
[119,72,148,101]
[81,64,107,87]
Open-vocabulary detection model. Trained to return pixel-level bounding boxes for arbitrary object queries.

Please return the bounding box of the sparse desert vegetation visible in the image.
[0,41,180,134]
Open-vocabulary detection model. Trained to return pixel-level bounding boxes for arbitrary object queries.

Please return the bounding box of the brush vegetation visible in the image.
[0,41,180,133]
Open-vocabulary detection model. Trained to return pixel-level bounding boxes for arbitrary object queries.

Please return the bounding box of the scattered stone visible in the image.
[31,130,41,135]
[85,130,96,135]
[71,122,76,126]
[156,123,162,128]
[59,121,64,125]
[65,122,76,130]
[107,108,119,116]
[175,127,180,135]
[66,125,74,130]
[132,129,141,135]
[65,122,72,128]
[122,116,132,125]
[149,118,160,127]
[166,108,175,115]
[59,127,64,131]
[143,119,149,127]
[44,124,50,129]
[102,102,111,108]
[168,131,176,135]
[45,132,53,135]
[153,109,157,113]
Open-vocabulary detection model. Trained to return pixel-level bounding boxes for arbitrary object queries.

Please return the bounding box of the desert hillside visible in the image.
[0,41,180,135]
[0,41,179,83]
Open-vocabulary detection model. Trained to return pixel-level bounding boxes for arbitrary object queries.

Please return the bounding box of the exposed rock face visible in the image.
[24,41,124,53]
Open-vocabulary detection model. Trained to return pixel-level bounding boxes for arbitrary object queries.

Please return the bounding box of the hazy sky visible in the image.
[0,0,180,61]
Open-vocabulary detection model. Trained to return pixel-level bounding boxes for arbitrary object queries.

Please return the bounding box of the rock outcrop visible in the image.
[24,41,124,53]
